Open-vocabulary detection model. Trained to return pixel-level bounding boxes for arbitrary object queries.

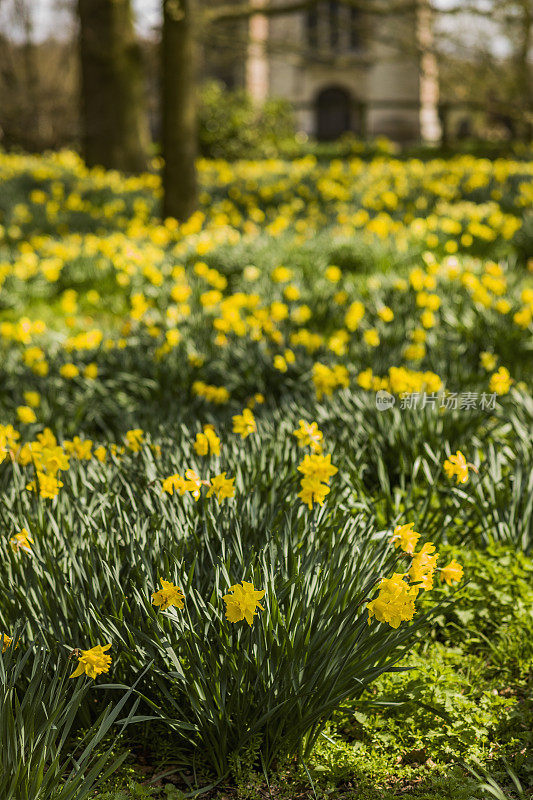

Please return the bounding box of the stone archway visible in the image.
[315,85,352,140]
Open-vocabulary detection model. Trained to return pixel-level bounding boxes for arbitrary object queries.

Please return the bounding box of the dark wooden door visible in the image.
[316,86,351,140]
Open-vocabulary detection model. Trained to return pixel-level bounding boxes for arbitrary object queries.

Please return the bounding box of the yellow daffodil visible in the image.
[489,366,513,395]
[125,429,144,452]
[223,580,265,626]
[70,644,112,679]
[390,523,420,554]
[194,425,221,456]
[367,573,417,628]
[60,363,79,379]
[232,408,256,439]
[206,472,235,501]
[17,406,37,424]
[9,528,34,555]
[293,420,323,453]
[151,579,185,611]
[440,559,463,586]
[162,474,187,496]
[409,543,439,591]
[26,472,63,499]
[443,451,476,484]
[298,475,330,509]
[297,453,337,484]
[23,391,40,408]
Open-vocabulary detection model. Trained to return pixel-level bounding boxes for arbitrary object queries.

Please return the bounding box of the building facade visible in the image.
[244,1,440,143]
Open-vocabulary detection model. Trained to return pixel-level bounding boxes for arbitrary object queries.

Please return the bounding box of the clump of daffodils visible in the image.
[367,522,463,629]
[292,421,337,510]
[297,453,338,510]
[367,574,418,629]
[22,428,70,499]
[232,408,256,439]
[162,469,235,503]
[192,381,230,405]
[312,363,349,400]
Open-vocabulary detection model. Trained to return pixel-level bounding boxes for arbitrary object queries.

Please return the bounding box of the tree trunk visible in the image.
[18,1,41,148]
[417,0,441,144]
[162,0,198,221]
[246,0,269,104]
[515,0,532,140]
[78,0,149,172]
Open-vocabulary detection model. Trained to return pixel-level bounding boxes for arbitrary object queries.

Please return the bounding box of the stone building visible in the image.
[242,0,440,143]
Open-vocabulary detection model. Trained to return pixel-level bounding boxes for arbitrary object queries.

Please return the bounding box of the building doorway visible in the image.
[315,86,352,140]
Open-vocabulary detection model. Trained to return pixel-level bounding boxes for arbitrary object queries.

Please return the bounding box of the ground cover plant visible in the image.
[0,149,532,798]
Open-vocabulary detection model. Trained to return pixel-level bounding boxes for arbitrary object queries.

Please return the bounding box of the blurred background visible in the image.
[0,0,531,164]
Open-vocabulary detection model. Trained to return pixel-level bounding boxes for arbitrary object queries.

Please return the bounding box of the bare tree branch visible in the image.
[205,0,420,24]
[205,0,531,24]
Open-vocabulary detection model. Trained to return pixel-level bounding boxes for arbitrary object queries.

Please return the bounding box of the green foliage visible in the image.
[0,638,133,800]
[342,644,517,760]
[465,760,529,800]
[198,82,296,160]
[424,545,533,673]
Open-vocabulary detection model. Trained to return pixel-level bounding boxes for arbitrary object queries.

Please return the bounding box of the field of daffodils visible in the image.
[0,149,532,800]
